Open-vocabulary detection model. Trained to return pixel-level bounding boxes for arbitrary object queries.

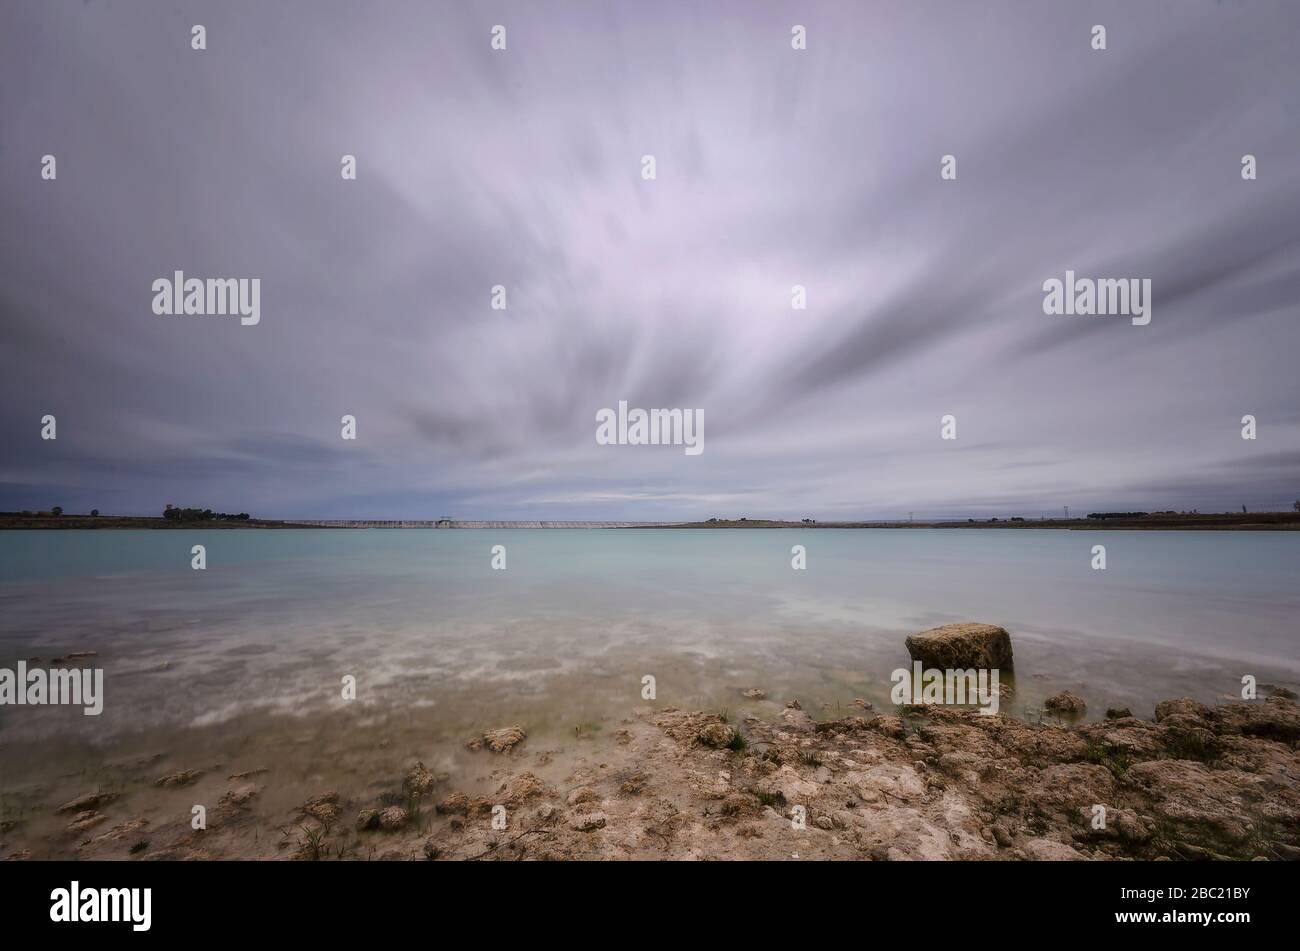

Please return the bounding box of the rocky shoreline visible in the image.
[6,690,1293,862]
[5,623,1298,861]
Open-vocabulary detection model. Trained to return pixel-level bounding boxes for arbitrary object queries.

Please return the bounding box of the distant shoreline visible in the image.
[646,514,1300,531]
[2,513,1298,531]
[0,515,327,530]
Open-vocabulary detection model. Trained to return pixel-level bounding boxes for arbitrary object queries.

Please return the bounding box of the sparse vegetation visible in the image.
[298,823,328,861]
[163,504,250,522]
[1081,739,1133,778]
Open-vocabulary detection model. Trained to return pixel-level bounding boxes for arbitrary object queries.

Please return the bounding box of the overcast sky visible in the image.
[2,0,1298,520]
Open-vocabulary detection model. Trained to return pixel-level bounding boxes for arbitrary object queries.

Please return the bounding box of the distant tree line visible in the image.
[163,504,250,522]
[1087,512,1150,520]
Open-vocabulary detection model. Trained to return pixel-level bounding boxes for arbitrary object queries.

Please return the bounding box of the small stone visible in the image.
[154,769,203,788]
[1105,707,1133,720]
[570,811,607,832]
[436,793,471,816]
[567,786,599,806]
[218,786,257,811]
[300,792,341,824]
[66,810,107,835]
[696,722,736,748]
[404,761,436,797]
[228,767,269,780]
[742,688,766,700]
[379,806,409,831]
[356,809,381,831]
[501,772,547,805]
[56,792,117,814]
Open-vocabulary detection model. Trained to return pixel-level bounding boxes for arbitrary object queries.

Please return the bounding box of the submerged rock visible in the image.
[404,762,436,797]
[228,767,269,781]
[55,792,117,814]
[65,810,107,835]
[154,769,203,788]
[569,811,607,832]
[467,726,527,754]
[217,786,258,815]
[1044,691,1087,716]
[905,622,1014,671]
[299,792,341,825]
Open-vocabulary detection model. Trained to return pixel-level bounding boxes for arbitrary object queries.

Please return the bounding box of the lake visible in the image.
[1,527,1297,848]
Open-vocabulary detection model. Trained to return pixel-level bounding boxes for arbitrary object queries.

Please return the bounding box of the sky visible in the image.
[2,0,1298,521]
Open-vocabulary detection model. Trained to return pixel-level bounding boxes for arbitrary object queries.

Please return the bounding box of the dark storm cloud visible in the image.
[1,0,1297,520]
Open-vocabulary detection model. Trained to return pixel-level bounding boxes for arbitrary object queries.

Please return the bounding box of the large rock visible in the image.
[905,623,1014,671]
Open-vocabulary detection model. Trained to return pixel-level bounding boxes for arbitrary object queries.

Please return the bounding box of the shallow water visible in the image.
[1,527,1297,848]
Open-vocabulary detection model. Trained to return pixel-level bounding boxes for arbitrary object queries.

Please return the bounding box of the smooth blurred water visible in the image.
[1,528,1297,746]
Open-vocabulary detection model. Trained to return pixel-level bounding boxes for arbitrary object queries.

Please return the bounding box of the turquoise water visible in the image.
[1,528,1297,746]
